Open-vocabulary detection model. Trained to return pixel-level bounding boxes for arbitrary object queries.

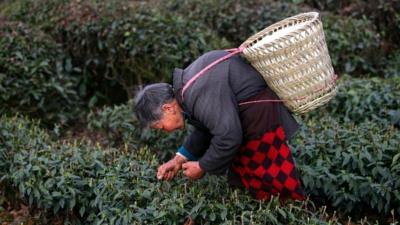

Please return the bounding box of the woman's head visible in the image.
[134,83,184,132]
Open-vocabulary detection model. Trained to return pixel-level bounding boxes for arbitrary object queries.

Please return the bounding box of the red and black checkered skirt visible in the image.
[228,89,305,201]
[229,125,305,200]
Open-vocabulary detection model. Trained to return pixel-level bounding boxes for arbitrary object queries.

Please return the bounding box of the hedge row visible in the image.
[292,116,400,215]
[0,115,338,225]
[2,0,229,99]
[1,0,398,125]
[160,0,396,76]
[86,101,187,161]
[292,76,400,216]
[295,0,400,51]
[306,75,400,126]
[0,0,231,127]
[0,21,84,126]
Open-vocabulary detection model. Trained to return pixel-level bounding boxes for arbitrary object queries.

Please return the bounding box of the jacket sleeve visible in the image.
[178,127,212,160]
[192,85,243,175]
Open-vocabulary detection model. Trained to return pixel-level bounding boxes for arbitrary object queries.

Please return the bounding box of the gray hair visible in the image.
[134,83,175,128]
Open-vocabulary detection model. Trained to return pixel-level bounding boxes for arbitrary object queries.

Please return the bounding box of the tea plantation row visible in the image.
[1,76,399,224]
[1,0,399,126]
[1,115,341,225]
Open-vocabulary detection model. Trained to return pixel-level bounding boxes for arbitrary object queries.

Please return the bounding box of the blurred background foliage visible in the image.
[1,0,398,126]
[0,0,399,224]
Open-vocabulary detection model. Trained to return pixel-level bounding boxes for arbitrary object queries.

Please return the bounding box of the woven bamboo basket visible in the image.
[241,12,337,114]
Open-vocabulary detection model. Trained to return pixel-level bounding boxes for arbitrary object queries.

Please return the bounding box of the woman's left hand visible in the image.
[182,161,204,180]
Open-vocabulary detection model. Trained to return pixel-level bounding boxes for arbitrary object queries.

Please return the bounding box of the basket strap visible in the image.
[181,45,246,100]
[238,74,338,106]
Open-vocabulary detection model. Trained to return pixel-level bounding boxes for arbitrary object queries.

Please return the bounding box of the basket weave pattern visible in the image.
[241,12,336,114]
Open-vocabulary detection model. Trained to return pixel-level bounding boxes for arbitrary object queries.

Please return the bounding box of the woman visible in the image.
[134,50,304,200]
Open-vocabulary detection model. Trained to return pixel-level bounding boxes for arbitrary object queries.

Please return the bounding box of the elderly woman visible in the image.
[134,50,304,200]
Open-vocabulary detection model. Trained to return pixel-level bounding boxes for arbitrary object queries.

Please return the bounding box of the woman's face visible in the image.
[150,100,185,133]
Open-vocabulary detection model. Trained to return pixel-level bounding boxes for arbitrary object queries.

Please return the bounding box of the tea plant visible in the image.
[86,102,188,161]
[2,0,230,100]
[322,15,382,75]
[291,115,400,215]
[0,21,84,126]
[306,75,400,126]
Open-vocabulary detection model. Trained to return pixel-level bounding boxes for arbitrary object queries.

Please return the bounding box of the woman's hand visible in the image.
[157,154,187,181]
[182,161,204,180]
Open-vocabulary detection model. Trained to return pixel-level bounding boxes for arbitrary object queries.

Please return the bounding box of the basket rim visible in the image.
[242,12,320,50]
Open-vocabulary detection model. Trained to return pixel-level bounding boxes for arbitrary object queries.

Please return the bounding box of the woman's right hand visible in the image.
[157,154,187,181]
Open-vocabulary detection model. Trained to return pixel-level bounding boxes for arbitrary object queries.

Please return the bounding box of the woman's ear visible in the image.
[161,102,175,114]
[162,99,180,114]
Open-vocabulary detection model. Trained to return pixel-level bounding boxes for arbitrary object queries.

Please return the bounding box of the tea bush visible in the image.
[162,0,304,45]
[86,101,138,146]
[383,51,400,78]
[59,9,230,99]
[306,75,400,126]
[322,15,383,75]
[293,0,400,50]
[0,22,84,125]
[292,115,400,215]
[86,102,187,161]
[1,0,68,30]
[291,76,400,215]
[163,0,391,77]
[3,1,124,105]
[2,0,396,111]
[3,0,230,101]
[0,115,50,176]
[0,115,338,224]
